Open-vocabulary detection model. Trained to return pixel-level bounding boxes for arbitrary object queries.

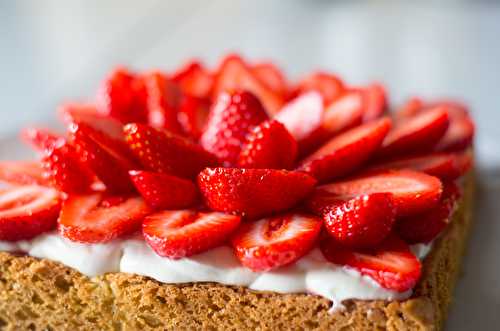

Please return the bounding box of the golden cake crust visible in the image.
[0,175,474,331]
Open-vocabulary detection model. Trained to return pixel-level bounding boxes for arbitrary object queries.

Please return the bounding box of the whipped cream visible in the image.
[0,232,432,310]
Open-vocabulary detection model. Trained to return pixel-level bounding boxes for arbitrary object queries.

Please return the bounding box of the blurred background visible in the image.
[1,0,499,329]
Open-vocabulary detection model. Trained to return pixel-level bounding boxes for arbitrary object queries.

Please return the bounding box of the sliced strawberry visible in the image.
[197,168,316,219]
[231,213,322,271]
[370,152,473,181]
[129,170,198,210]
[212,54,284,115]
[144,71,183,133]
[0,161,48,186]
[0,185,61,241]
[252,62,288,97]
[143,210,240,259]
[395,97,425,121]
[320,234,422,292]
[435,114,475,152]
[238,120,298,169]
[360,83,387,122]
[177,95,210,140]
[313,169,443,216]
[70,122,138,193]
[293,72,345,106]
[171,60,213,99]
[298,117,391,183]
[396,181,461,244]
[378,107,449,158]
[21,127,63,152]
[322,193,396,248]
[58,193,150,243]
[200,91,268,166]
[42,139,95,193]
[124,123,219,179]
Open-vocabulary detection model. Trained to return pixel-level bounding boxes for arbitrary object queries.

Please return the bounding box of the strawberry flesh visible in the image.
[252,62,288,98]
[171,61,213,99]
[0,161,48,186]
[21,127,63,152]
[293,72,345,106]
[177,95,210,140]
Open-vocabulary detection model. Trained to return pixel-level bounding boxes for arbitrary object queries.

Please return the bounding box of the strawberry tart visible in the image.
[0,54,475,330]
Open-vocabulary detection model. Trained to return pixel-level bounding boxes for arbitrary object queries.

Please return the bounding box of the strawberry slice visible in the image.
[320,234,422,292]
[298,117,391,183]
[124,123,219,179]
[129,170,198,210]
[21,127,63,152]
[171,61,213,99]
[322,193,396,248]
[359,83,387,122]
[435,113,475,152]
[0,185,61,241]
[42,139,95,193]
[378,107,449,158]
[177,95,210,140]
[70,122,138,193]
[395,97,425,121]
[197,168,317,219]
[144,71,183,133]
[143,210,240,259]
[58,193,150,243]
[293,72,345,106]
[200,91,268,166]
[396,181,461,244]
[370,152,473,181]
[238,120,298,169]
[252,62,288,97]
[212,54,284,115]
[0,161,48,186]
[231,213,322,271]
[313,169,443,216]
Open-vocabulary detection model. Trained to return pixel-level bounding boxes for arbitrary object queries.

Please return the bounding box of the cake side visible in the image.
[0,174,474,331]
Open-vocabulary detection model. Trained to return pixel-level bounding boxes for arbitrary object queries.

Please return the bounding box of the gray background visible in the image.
[1,1,499,329]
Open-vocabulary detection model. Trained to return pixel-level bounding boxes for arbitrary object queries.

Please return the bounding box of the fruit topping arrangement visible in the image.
[0,54,474,293]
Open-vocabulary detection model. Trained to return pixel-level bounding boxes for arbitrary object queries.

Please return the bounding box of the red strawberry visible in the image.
[231,213,322,271]
[42,139,95,193]
[238,120,298,169]
[58,193,150,243]
[0,185,61,241]
[21,127,63,152]
[0,161,49,186]
[320,234,422,292]
[322,193,396,248]
[129,170,198,210]
[212,54,284,115]
[378,107,449,158]
[197,168,317,219]
[293,72,345,106]
[435,113,475,152]
[177,95,210,140]
[395,97,425,121]
[370,152,473,181]
[144,71,183,133]
[252,62,288,97]
[396,181,461,244]
[360,83,387,122]
[124,123,219,179]
[171,61,213,99]
[298,117,391,183]
[143,210,240,259]
[200,91,268,166]
[70,122,138,193]
[313,169,443,216]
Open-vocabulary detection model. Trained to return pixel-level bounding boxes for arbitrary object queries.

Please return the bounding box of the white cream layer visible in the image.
[0,233,431,310]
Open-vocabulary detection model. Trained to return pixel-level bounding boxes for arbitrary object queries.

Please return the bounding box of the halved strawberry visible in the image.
[293,72,345,106]
[238,120,298,169]
[42,139,95,193]
[129,170,198,210]
[212,54,284,115]
[0,185,61,241]
[435,113,475,152]
[298,117,391,183]
[378,107,449,158]
[359,83,387,122]
[0,161,48,186]
[124,123,219,179]
[320,234,422,292]
[322,193,396,248]
[21,127,63,152]
[143,209,240,259]
[231,213,322,271]
[252,62,288,97]
[197,168,317,219]
[171,60,213,99]
[176,95,210,140]
[396,181,461,244]
[200,91,268,166]
[58,193,150,243]
[312,169,443,216]
[370,152,473,181]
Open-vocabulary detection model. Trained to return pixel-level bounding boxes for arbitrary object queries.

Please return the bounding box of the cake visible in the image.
[0,54,475,330]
